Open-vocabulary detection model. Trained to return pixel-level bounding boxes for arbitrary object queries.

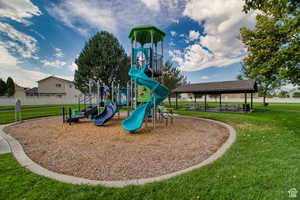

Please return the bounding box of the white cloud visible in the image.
[200,76,209,80]
[0,0,41,24]
[170,31,177,36]
[169,44,242,71]
[47,0,117,35]
[169,49,184,66]
[0,46,49,87]
[169,41,176,47]
[171,0,256,71]
[189,30,200,41]
[54,48,64,58]
[30,29,46,40]
[140,0,160,11]
[68,62,78,72]
[41,59,67,68]
[0,22,38,59]
[0,46,74,87]
[47,0,186,35]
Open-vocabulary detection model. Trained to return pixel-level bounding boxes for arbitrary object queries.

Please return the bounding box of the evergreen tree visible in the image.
[6,77,15,97]
[74,31,130,93]
[0,78,7,96]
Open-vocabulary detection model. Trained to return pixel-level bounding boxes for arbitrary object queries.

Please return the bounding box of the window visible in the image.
[56,83,61,88]
[69,84,73,88]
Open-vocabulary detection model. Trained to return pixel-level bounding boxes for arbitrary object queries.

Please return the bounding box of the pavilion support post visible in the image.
[175,93,178,109]
[244,93,247,112]
[251,92,253,110]
[219,94,222,111]
[194,94,196,103]
[204,94,207,112]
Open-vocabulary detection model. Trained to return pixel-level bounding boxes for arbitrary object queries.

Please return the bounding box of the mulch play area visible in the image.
[4,114,229,181]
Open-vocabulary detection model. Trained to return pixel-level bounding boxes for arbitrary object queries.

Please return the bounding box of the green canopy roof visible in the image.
[128,25,165,46]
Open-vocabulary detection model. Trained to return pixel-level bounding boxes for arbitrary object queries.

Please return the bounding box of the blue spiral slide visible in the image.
[122,65,169,132]
[93,103,118,126]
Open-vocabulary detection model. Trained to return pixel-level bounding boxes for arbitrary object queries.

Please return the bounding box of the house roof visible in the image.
[173,79,257,94]
[14,83,28,91]
[37,76,74,84]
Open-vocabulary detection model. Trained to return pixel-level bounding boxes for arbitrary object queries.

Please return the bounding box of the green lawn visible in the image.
[0,104,79,111]
[0,104,89,124]
[0,103,299,200]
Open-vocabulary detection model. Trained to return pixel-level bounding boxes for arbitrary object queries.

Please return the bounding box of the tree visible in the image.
[0,78,7,96]
[278,90,289,98]
[161,61,187,106]
[237,63,284,104]
[241,0,300,85]
[74,31,130,93]
[6,77,15,97]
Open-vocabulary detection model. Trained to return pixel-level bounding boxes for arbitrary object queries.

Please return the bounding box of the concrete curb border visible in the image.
[1,116,236,188]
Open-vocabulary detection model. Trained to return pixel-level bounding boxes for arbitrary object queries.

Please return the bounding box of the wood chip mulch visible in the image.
[4,114,229,181]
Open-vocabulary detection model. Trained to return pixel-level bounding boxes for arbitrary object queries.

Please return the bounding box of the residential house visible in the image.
[25,87,39,96]
[37,76,81,98]
[14,84,28,98]
[288,87,300,98]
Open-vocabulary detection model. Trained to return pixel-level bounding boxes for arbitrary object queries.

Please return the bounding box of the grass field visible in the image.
[0,104,71,111]
[0,103,299,200]
[0,104,85,124]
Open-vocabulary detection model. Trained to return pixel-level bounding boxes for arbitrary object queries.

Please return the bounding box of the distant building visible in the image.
[25,87,39,96]
[37,76,81,98]
[288,87,300,98]
[14,84,28,98]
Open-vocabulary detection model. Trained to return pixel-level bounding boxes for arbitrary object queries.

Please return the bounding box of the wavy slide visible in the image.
[122,65,169,132]
[94,103,117,126]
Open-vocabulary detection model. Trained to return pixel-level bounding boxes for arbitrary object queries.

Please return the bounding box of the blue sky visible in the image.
[0,0,258,87]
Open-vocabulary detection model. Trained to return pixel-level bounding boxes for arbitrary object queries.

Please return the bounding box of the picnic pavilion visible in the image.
[172,79,257,112]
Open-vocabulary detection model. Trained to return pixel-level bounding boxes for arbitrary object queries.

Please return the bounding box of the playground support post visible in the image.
[62,107,65,123]
[130,78,133,112]
[134,34,138,110]
[219,94,222,111]
[78,95,80,111]
[111,82,115,103]
[150,30,156,128]
[127,82,130,117]
[97,80,100,109]
[135,79,138,109]
[68,107,72,125]
[175,93,178,109]
[89,80,92,105]
[204,95,207,112]
[117,83,120,119]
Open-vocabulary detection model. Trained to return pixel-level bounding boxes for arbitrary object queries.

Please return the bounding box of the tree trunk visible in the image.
[263,93,268,107]
[168,95,171,107]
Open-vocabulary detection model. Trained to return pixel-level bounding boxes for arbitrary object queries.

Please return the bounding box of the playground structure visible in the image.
[63,25,173,132]
[122,25,170,132]
[63,80,130,125]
